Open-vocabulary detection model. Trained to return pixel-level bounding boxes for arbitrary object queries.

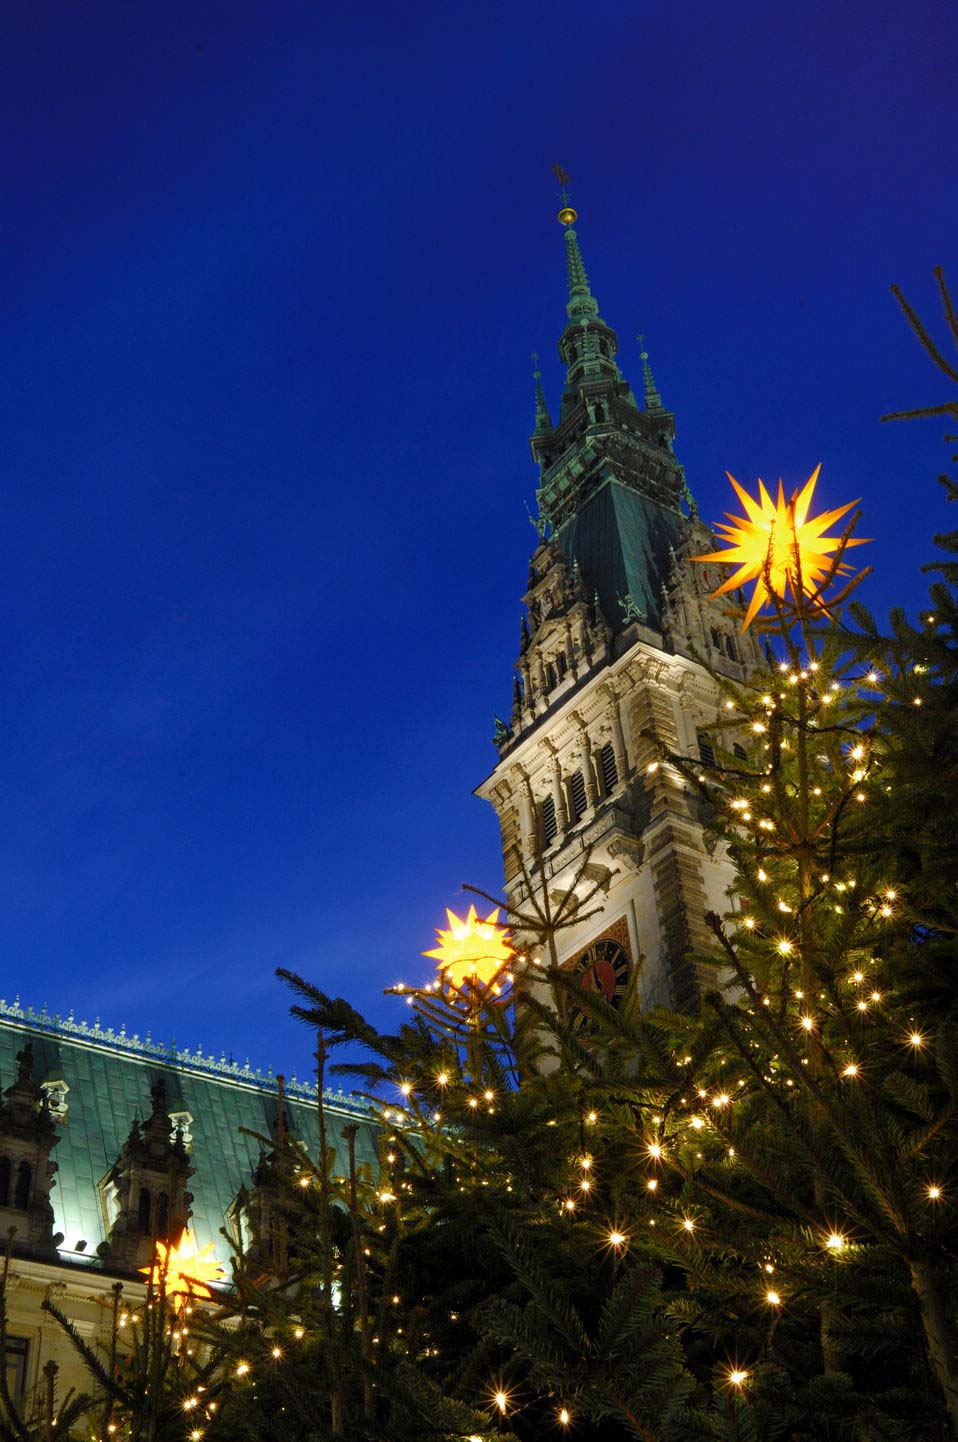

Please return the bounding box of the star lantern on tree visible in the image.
[423,904,515,992]
[140,1228,227,1310]
[693,464,870,629]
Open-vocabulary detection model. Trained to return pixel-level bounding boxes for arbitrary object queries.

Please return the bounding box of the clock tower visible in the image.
[476,197,762,1013]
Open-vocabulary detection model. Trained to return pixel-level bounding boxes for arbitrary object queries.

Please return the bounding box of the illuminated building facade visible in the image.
[476,204,762,1012]
[0,1000,377,1408]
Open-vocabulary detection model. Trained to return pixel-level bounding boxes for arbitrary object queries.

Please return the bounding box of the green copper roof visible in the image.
[0,1006,379,1274]
[554,479,683,632]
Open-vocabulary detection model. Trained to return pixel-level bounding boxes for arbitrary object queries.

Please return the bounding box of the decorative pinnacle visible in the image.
[532,350,552,432]
[637,333,664,412]
[565,228,599,323]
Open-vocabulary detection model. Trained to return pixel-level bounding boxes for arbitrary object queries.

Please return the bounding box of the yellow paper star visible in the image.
[424,905,514,990]
[140,1228,226,1307]
[693,465,869,630]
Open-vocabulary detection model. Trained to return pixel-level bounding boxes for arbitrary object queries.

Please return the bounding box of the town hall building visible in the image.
[476,196,760,1014]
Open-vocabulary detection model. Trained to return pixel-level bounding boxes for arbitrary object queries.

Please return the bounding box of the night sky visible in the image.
[0,1,954,1082]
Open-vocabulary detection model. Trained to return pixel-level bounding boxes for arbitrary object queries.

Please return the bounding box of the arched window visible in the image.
[599,742,618,794]
[0,1157,10,1207]
[710,627,722,650]
[156,1193,169,1238]
[540,795,558,845]
[545,663,557,691]
[14,1162,31,1211]
[725,634,738,661]
[137,1186,152,1233]
[555,652,567,680]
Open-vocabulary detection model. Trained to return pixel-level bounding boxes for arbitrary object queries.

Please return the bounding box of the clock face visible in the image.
[570,938,631,1032]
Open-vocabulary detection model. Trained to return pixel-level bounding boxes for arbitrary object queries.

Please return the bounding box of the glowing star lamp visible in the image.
[693,465,869,630]
[424,905,515,990]
[140,1229,227,1308]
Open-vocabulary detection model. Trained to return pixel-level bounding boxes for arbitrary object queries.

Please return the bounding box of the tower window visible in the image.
[555,651,567,680]
[14,1163,30,1211]
[546,662,557,691]
[725,634,738,661]
[137,1186,152,1233]
[0,1158,9,1208]
[599,742,618,794]
[540,795,558,846]
[733,743,747,761]
[569,769,587,822]
[710,627,721,650]
[697,733,717,768]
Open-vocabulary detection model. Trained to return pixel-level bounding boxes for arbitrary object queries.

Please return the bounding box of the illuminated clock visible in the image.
[570,937,631,1032]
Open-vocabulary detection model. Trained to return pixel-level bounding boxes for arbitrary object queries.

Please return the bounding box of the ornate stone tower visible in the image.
[476,195,762,1013]
[98,1077,194,1272]
[0,1043,60,1257]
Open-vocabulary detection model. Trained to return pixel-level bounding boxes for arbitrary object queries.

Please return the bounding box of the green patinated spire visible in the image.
[552,164,601,325]
[563,226,600,323]
[531,352,552,432]
[638,334,665,412]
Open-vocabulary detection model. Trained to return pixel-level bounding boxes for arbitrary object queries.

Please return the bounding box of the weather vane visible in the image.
[552,163,577,226]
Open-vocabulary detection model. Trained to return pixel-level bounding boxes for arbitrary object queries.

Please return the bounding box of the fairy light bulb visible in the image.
[908,1032,925,1048]
[825,1232,845,1251]
[683,1217,695,1232]
[647,1142,662,1159]
[608,1229,626,1247]
[843,1063,859,1078]
[928,1185,942,1201]
[766,1290,781,1306]
[728,1369,748,1387]
[559,1406,572,1426]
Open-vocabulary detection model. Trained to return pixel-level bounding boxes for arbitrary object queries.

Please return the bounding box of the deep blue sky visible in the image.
[0,1,954,1081]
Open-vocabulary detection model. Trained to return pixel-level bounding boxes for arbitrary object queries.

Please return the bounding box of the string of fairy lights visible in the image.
[83,471,948,1438]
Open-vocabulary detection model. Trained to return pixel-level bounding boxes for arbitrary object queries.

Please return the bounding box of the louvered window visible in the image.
[733,743,747,761]
[569,769,587,822]
[697,733,717,768]
[540,795,558,845]
[599,742,618,794]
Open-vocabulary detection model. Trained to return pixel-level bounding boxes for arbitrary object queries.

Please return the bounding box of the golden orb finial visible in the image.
[552,163,577,225]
